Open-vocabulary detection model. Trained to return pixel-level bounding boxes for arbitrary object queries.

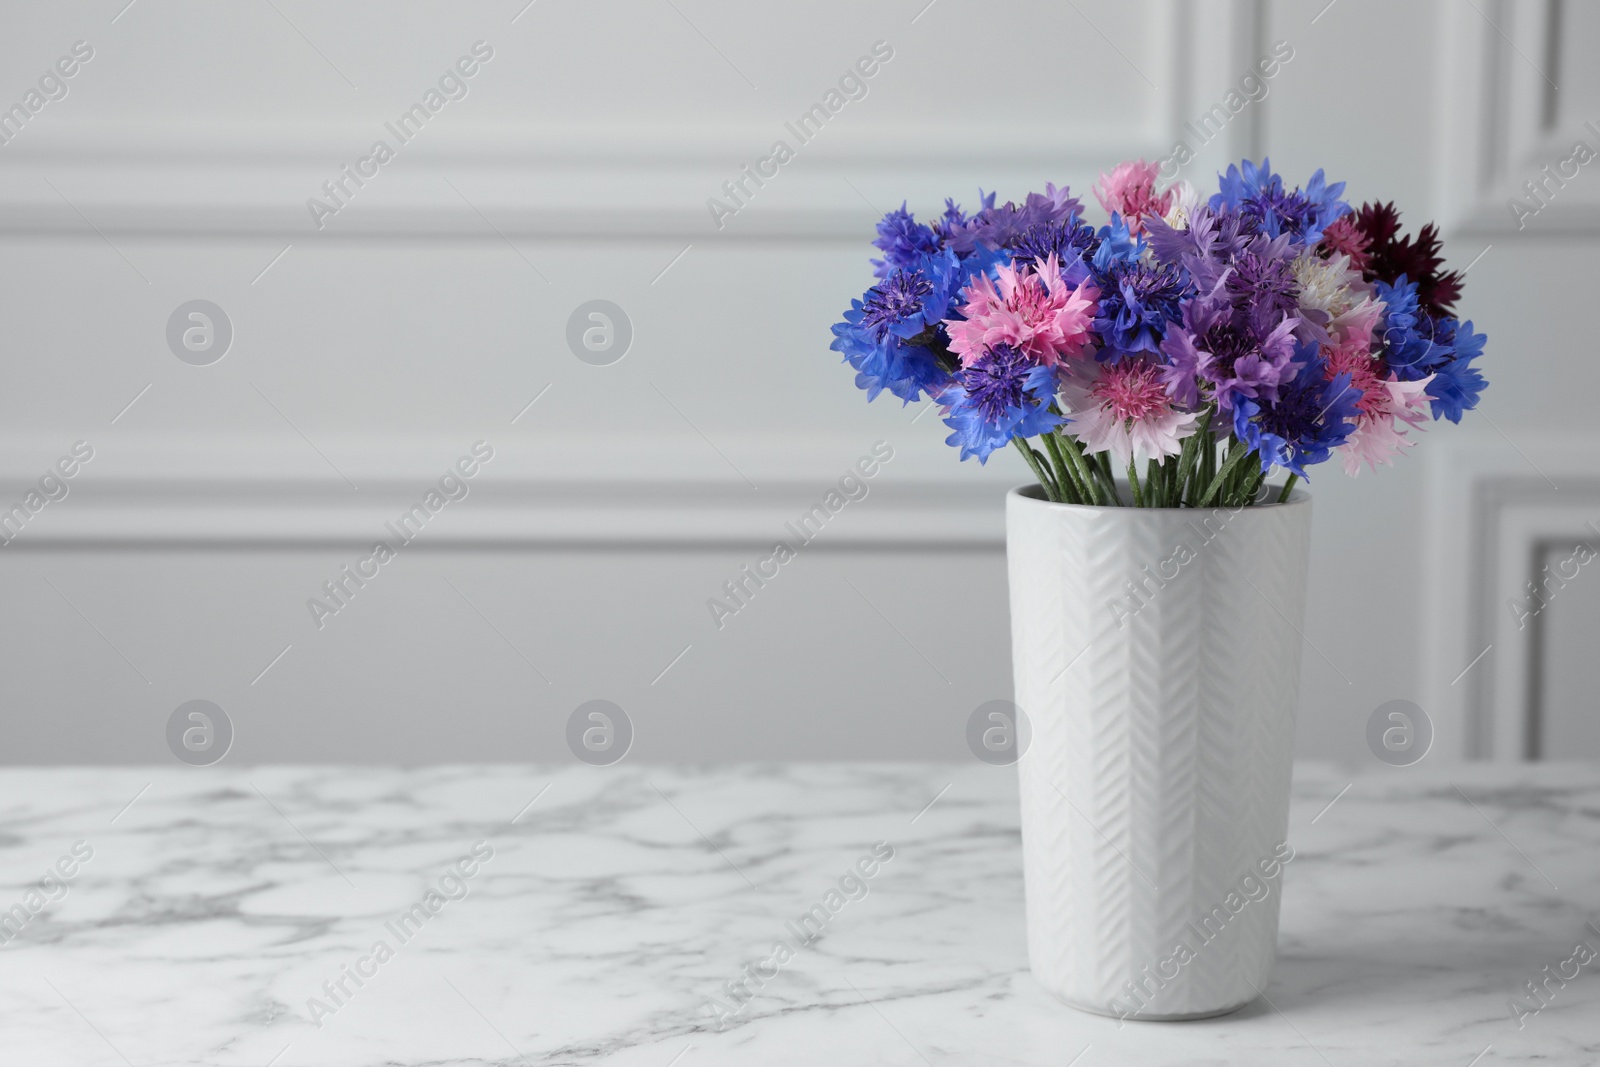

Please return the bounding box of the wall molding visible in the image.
[1436,0,1600,235]
[0,477,1006,550]
[1423,434,1600,762]
[0,431,1012,549]
[0,0,1260,548]
[0,156,1148,241]
[0,0,1263,239]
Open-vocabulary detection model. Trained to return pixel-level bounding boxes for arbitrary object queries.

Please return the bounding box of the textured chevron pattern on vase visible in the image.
[1007,486,1311,1018]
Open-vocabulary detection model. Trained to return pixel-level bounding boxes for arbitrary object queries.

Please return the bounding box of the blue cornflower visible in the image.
[1374,277,1454,382]
[871,203,942,279]
[832,247,986,405]
[1211,158,1349,245]
[829,323,952,406]
[940,344,1063,462]
[1232,350,1362,477]
[1375,280,1487,420]
[1091,213,1144,273]
[858,271,937,341]
[1292,169,1351,244]
[1423,317,1488,423]
[1092,258,1187,359]
[1212,158,1280,213]
[848,247,972,342]
[1007,218,1099,267]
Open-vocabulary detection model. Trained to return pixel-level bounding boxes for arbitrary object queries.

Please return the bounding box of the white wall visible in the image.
[0,0,1593,763]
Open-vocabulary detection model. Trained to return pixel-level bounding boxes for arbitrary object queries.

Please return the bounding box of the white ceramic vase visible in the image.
[1006,484,1312,1020]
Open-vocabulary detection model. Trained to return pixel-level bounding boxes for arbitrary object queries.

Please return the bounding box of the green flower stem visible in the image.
[1277,472,1299,504]
[1013,437,1060,502]
[1127,457,1145,508]
[1229,457,1253,507]
[1176,408,1212,508]
[1223,449,1243,506]
[1223,437,1250,506]
[1095,452,1116,498]
[1198,438,1255,507]
[1044,409,1094,505]
[1241,464,1266,505]
[1062,432,1114,506]
[1041,430,1085,504]
[1036,441,1062,502]
[1241,452,1266,507]
[1052,430,1095,504]
[1039,444,1072,502]
[1201,432,1217,502]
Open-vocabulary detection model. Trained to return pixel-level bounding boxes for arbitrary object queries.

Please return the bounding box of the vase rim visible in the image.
[1007,482,1310,512]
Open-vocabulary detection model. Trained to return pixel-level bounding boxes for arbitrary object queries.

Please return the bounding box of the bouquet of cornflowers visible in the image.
[829,159,1487,507]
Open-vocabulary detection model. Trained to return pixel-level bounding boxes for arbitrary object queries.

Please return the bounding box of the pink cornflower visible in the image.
[1065,360,1198,467]
[944,255,1099,369]
[1093,160,1175,235]
[1325,342,1433,475]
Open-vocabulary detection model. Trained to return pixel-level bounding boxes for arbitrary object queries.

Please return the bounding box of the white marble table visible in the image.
[1,762,1597,1066]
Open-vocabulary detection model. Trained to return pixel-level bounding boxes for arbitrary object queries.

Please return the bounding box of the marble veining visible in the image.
[0,761,1596,1065]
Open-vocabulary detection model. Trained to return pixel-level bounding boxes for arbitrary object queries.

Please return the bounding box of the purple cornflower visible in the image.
[946,184,1081,254]
[1226,241,1300,335]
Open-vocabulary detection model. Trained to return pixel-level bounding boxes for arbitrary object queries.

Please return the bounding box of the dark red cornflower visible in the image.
[1349,201,1462,317]
[1319,215,1371,272]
